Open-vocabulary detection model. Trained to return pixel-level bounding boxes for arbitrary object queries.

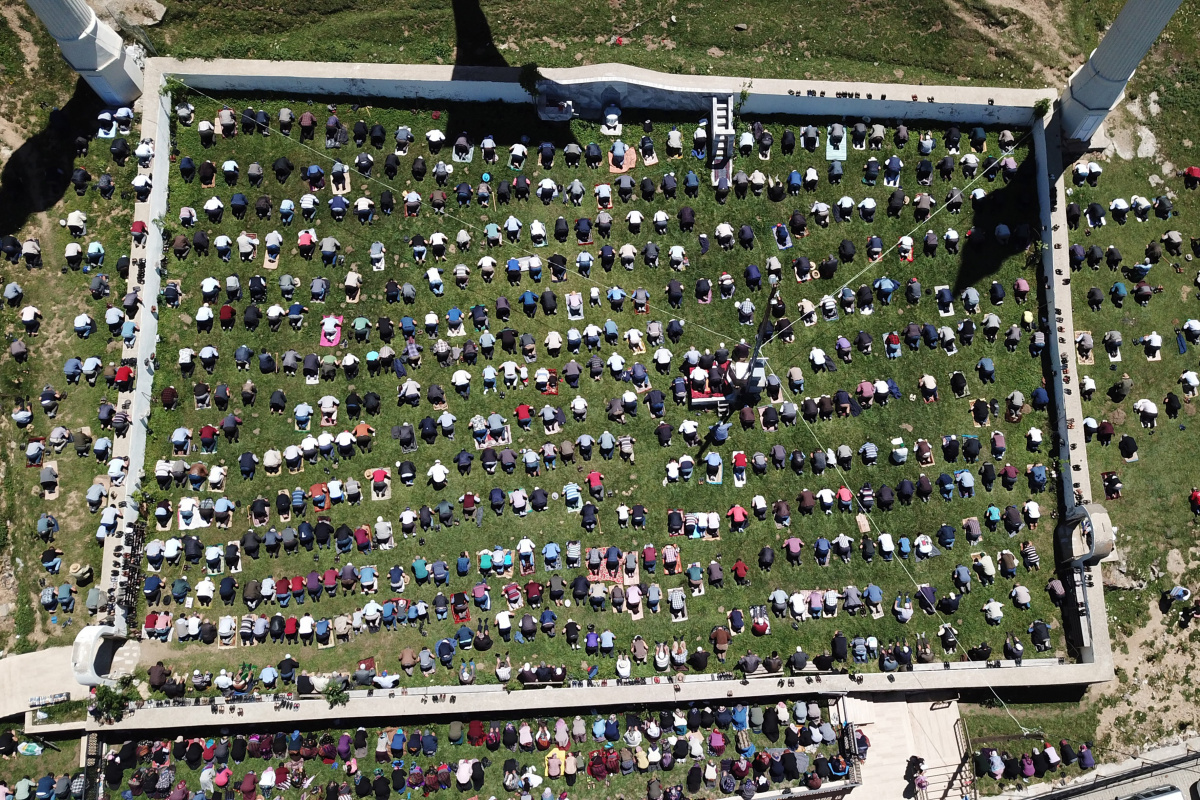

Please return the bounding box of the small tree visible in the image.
[324,682,349,709]
[93,684,132,722]
[1032,98,1051,120]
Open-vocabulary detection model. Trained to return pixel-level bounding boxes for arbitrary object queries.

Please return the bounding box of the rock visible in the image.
[734,23,748,31]
[97,0,166,28]
[0,604,10,618]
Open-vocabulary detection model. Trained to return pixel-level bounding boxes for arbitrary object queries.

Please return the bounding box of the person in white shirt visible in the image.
[427,460,450,487]
[982,599,1005,624]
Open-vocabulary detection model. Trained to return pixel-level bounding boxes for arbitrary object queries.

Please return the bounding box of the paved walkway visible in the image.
[849,693,965,800]
[0,647,82,719]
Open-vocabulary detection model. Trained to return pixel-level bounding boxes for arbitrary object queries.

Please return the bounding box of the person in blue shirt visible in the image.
[539,608,557,636]
[976,357,996,384]
[606,286,626,311]
[1110,281,1128,307]
[813,538,830,565]
[360,565,377,592]
[1028,464,1047,493]
[591,716,607,740]
[542,541,561,569]
[260,665,279,687]
[709,421,731,445]
[389,565,406,591]
[603,319,619,343]
[520,290,538,317]
[938,524,956,548]
[36,774,55,800]
[954,564,972,592]
[63,357,82,383]
[328,195,348,221]
[143,575,162,603]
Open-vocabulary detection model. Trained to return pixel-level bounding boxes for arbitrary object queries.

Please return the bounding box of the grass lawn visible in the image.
[101,701,846,800]
[144,0,1067,89]
[1063,134,1199,642]
[0,735,80,791]
[0,98,140,652]
[139,92,1064,690]
[960,701,1100,796]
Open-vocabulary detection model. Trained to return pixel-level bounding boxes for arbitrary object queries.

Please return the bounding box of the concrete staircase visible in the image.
[710,95,735,185]
[849,693,974,800]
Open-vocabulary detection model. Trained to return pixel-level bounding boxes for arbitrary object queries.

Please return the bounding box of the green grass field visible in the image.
[142,0,1068,89]
[136,93,1064,689]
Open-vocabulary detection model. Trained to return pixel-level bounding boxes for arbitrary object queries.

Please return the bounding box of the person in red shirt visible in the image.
[290,575,304,602]
[726,504,748,531]
[372,468,389,497]
[642,544,657,573]
[732,451,748,482]
[199,424,219,450]
[515,404,532,429]
[219,304,236,330]
[836,485,854,512]
[1191,488,1200,515]
[461,492,478,515]
[131,219,148,244]
[114,364,135,391]
[353,525,371,553]
[732,559,750,585]
[284,615,299,644]
[586,471,604,499]
[323,568,338,595]
[275,578,291,604]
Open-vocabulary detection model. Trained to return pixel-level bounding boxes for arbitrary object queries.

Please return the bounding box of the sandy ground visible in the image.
[1094,547,1200,752]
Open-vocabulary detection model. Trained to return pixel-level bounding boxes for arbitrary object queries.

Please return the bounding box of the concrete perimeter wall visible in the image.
[151,59,1054,126]
[113,59,1108,702]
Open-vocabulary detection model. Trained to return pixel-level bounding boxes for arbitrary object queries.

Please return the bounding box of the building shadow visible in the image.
[952,156,1041,294]
[444,0,580,154]
[0,78,105,237]
[450,0,509,72]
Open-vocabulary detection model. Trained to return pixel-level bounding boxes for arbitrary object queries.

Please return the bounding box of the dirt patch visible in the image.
[1090,593,1200,748]
[0,5,39,82]
[707,47,724,58]
[941,0,1063,84]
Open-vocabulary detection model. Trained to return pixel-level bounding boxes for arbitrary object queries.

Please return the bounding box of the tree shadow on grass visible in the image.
[0,78,105,238]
